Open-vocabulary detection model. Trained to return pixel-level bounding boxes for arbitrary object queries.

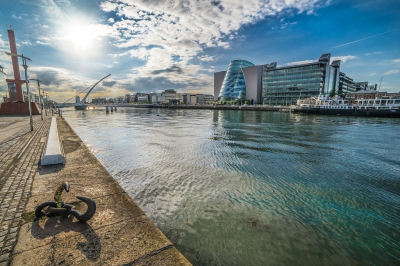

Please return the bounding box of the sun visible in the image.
[64,22,98,51]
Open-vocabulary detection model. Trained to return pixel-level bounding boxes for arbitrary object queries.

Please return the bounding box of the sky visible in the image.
[0,0,399,102]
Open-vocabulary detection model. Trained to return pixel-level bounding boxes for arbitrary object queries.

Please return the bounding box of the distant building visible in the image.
[136,93,149,103]
[338,72,356,94]
[355,82,370,91]
[196,94,214,104]
[114,96,124,104]
[159,89,182,104]
[182,94,191,104]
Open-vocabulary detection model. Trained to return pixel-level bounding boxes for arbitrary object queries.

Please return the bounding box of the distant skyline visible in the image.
[0,0,399,102]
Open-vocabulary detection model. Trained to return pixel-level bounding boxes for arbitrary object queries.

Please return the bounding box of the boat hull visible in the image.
[74,105,87,110]
[294,107,400,118]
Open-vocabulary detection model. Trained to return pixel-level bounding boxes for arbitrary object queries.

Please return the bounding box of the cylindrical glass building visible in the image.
[218,60,254,102]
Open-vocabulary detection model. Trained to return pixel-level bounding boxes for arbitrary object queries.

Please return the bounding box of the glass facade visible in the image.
[262,63,325,105]
[339,72,356,94]
[218,60,254,102]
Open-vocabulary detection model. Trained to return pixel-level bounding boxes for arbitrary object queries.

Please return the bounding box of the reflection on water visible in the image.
[64,108,400,265]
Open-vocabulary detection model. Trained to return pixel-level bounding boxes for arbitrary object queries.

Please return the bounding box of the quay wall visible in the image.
[12,117,191,265]
[84,104,287,112]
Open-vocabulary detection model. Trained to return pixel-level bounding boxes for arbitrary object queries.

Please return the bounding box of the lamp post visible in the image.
[29,79,43,120]
[5,52,33,131]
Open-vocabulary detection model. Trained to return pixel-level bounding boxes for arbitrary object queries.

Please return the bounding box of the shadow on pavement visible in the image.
[31,215,101,261]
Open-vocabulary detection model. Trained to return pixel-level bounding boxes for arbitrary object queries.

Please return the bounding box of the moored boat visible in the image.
[294,94,400,118]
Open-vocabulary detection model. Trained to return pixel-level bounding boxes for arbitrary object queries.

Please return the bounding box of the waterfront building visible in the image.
[262,53,343,105]
[125,94,134,103]
[159,89,183,104]
[197,94,214,104]
[114,96,124,104]
[91,98,107,104]
[182,94,191,104]
[214,53,366,106]
[136,93,150,103]
[338,72,356,94]
[149,92,160,104]
[215,60,263,104]
[355,82,373,91]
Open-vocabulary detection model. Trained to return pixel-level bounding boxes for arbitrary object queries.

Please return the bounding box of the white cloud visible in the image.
[36,41,52,46]
[330,55,357,63]
[12,14,22,20]
[21,41,33,46]
[198,55,216,62]
[384,70,399,75]
[394,59,400,63]
[100,0,322,77]
[369,73,376,76]
[0,34,8,50]
[281,21,297,29]
[365,51,383,56]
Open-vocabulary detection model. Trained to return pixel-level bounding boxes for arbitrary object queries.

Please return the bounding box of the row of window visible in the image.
[263,82,322,90]
[264,87,320,93]
[266,64,322,74]
[263,71,323,80]
[264,77,324,84]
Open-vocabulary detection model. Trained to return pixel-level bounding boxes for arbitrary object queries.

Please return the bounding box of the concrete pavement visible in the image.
[0,115,191,265]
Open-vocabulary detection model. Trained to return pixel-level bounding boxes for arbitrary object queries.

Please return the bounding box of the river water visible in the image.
[63,108,400,266]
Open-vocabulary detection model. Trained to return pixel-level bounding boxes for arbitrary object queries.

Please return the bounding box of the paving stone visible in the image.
[2,117,191,266]
[0,253,9,262]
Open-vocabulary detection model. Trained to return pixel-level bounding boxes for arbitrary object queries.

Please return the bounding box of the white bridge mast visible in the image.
[77,74,111,105]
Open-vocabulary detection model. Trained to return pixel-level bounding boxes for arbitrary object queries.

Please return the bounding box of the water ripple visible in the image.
[65,108,400,266]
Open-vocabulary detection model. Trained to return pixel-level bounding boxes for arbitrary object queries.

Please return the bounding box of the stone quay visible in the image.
[0,114,191,265]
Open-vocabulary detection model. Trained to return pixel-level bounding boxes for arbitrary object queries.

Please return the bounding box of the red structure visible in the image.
[0,27,40,115]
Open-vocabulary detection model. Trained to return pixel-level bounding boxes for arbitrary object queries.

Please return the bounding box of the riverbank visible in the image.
[0,115,191,265]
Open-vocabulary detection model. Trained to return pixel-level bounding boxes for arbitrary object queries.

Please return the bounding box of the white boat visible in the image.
[296,94,400,118]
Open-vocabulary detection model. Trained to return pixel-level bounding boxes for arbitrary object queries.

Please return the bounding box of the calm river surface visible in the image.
[64,108,400,265]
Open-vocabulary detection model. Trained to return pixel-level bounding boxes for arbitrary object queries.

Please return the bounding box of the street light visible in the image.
[29,78,43,120]
[5,52,33,131]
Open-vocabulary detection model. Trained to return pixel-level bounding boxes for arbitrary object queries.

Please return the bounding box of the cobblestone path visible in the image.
[0,116,51,265]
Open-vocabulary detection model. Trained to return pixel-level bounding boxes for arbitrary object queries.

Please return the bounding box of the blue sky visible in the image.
[0,0,399,102]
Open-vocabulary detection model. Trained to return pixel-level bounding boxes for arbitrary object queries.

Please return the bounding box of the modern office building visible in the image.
[215,60,263,104]
[136,93,150,103]
[263,53,343,105]
[338,72,356,94]
[214,53,362,105]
